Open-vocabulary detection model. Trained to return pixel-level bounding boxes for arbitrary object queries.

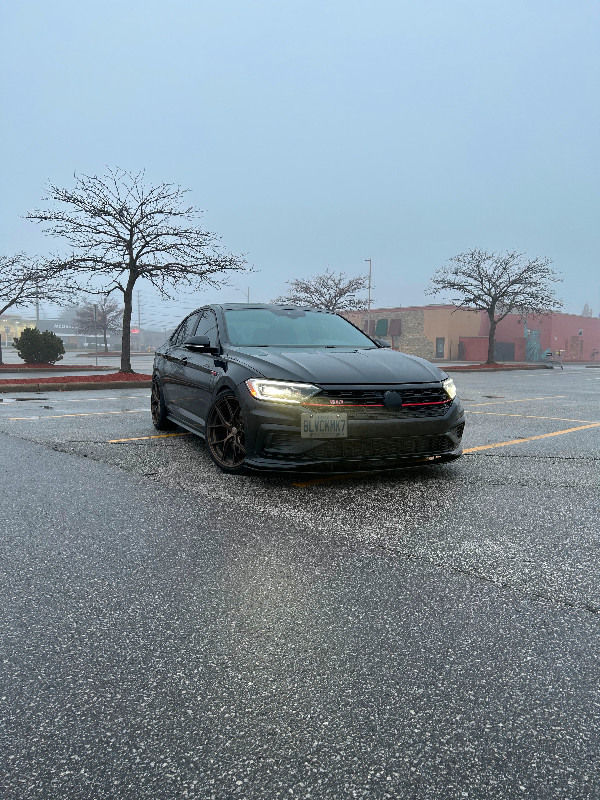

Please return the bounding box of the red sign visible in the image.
[130,328,140,333]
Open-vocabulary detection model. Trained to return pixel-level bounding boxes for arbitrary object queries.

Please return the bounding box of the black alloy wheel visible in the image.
[151,376,174,430]
[205,391,246,472]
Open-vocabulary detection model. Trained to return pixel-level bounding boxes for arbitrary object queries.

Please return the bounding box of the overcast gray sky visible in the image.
[1,0,598,328]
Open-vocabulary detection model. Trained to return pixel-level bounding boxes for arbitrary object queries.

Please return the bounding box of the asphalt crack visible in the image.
[369,540,600,616]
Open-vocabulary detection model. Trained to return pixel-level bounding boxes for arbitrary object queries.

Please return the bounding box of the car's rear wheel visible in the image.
[205,391,247,473]
[151,376,174,430]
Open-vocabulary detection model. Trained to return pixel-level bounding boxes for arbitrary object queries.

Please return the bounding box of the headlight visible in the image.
[245,378,321,404]
[442,377,457,400]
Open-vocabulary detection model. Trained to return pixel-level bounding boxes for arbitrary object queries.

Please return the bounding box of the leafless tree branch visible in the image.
[427,249,563,363]
[73,296,123,352]
[273,269,369,312]
[27,167,247,372]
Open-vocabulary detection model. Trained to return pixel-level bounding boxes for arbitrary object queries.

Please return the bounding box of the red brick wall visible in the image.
[458,337,489,361]
[489,313,600,361]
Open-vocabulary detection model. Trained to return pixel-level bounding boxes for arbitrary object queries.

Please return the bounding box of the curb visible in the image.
[0,366,113,373]
[444,365,552,372]
[0,380,152,393]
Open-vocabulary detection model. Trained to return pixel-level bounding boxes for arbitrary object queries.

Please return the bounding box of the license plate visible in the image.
[301,412,348,438]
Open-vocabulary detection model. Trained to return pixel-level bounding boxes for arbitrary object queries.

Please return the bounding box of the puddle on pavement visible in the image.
[0,397,49,402]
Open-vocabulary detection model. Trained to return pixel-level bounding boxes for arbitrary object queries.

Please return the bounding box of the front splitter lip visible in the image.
[243,443,464,474]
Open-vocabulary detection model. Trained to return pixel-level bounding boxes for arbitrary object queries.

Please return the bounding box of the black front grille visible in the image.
[306,386,452,418]
[307,434,454,461]
[262,432,456,461]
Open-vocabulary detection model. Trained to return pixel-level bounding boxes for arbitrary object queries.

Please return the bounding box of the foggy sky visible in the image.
[1,0,598,328]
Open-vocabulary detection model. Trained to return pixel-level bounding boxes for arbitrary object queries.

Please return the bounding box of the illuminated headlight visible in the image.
[442,377,457,400]
[245,378,321,404]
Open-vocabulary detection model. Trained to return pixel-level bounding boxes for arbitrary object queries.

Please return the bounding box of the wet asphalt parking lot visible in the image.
[1,365,599,799]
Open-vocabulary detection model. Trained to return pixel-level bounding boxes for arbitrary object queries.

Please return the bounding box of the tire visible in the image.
[205,390,247,474]
[151,376,174,431]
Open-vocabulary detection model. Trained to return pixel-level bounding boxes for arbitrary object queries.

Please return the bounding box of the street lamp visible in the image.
[365,258,372,335]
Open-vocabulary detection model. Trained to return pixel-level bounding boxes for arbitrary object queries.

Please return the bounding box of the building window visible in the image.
[375,318,389,336]
[388,319,402,337]
[435,337,445,358]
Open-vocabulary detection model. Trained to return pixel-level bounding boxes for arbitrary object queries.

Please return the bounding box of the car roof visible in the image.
[190,303,333,314]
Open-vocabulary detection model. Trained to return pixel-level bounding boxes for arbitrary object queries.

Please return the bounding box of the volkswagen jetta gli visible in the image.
[151,304,465,473]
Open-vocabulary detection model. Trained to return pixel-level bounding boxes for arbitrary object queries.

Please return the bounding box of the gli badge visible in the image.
[329,399,344,405]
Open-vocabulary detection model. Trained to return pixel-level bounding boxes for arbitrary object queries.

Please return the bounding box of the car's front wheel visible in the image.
[205,391,247,473]
[151,376,174,430]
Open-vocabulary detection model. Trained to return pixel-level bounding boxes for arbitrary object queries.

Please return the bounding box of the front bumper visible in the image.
[241,392,465,473]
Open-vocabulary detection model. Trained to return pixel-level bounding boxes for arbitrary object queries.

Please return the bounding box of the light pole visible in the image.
[93,304,98,367]
[365,258,372,335]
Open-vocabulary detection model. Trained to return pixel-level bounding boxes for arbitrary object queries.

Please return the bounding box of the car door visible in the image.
[177,310,221,427]
[161,313,201,410]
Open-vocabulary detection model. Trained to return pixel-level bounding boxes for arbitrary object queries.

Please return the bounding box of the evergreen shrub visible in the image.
[13,327,65,364]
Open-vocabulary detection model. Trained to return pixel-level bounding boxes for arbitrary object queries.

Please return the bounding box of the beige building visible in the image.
[345,304,600,363]
[344,304,481,360]
[0,314,34,348]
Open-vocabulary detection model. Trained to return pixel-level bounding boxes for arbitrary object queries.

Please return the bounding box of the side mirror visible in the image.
[183,336,218,353]
[373,338,391,348]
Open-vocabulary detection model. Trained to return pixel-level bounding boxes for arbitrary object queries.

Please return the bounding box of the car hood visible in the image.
[227,347,444,385]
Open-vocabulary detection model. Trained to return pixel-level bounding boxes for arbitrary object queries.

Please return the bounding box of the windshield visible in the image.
[223,308,375,348]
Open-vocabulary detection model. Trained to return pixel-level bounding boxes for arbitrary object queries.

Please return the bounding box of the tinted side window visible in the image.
[173,313,200,345]
[169,321,186,345]
[193,311,219,349]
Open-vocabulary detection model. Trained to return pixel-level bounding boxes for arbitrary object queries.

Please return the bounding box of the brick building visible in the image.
[344,305,600,363]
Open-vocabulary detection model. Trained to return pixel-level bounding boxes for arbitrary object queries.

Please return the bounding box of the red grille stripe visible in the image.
[302,400,449,408]
[303,403,385,407]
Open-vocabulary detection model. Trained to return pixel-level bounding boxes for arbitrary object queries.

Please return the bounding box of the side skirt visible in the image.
[166,415,205,439]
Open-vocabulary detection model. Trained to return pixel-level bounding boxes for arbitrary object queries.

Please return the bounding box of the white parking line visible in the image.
[9,410,148,420]
[0,394,150,404]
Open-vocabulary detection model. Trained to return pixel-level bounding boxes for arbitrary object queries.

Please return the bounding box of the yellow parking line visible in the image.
[465,411,599,424]
[469,395,565,406]
[9,410,146,420]
[108,432,191,442]
[464,423,600,453]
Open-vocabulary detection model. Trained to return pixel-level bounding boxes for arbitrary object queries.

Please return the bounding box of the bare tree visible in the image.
[273,269,369,312]
[27,168,247,372]
[427,249,563,364]
[74,296,123,352]
[0,253,70,364]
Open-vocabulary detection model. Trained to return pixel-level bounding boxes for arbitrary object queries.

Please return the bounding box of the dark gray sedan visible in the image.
[151,304,465,473]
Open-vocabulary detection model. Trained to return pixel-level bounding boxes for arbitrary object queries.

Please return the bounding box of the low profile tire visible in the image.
[151,376,174,431]
[205,391,247,474]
